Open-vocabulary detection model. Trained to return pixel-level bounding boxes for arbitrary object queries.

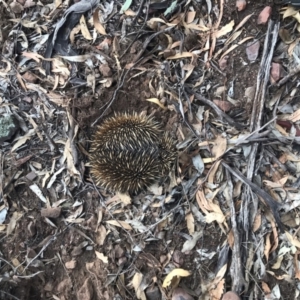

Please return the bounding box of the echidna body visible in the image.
[90,113,176,194]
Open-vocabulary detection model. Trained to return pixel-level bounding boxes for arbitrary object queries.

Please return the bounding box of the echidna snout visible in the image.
[89,113,176,194]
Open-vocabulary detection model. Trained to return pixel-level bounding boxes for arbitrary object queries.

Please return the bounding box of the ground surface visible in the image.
[1,0,300,300]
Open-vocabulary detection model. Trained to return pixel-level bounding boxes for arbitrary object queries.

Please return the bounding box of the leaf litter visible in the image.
[1,0,300,299]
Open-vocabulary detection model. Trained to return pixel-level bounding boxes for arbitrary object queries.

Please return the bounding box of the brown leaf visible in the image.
[185,211,195,235]
[7,212,23,236]
[264,233,271,262]
[252,210,261,232]
[93,8,107,35]
[80,15,92,40]
[261,281,271,294]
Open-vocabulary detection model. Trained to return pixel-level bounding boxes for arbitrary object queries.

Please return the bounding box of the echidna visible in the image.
[89,113,176,194]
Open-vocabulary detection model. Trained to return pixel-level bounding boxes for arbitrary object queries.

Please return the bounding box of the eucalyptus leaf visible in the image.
[120,0,132,12]
[164,0,177,16]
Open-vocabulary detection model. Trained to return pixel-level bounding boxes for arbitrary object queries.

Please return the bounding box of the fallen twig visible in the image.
[225,170,245,294]
[222,161,284,232]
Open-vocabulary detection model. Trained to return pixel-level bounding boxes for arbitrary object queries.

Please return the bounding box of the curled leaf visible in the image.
[162,268,191,288]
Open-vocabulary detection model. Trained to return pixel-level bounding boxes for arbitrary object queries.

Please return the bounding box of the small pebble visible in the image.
[236,0,246,11]
[257,6,272,25]
[222,291,241,300]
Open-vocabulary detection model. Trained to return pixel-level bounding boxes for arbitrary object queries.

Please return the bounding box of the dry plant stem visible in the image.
[133,26,174,63]
[222,162,284,232]
[120,0,149,59]
[240,21,279,235]
[91,52,149,126]
[132,0,147,25]
[91,68,129,126]
[225,170,245,293]
[193,93,245,130]
[209,0,224,60]
[67,107,79,167]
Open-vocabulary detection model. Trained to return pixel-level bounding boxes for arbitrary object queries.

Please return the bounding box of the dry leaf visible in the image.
[205,212,225,224]
[185,212,195,235]
[182,231,202,252]
[209,279,225,300]
[252,210,261,232]
[294,251,300,280]
[212,135,227,159]
[96,225,107,245]
[93,8,107,35]
[288,109,300,122]
[282,6,298,19]
[132,273,146,300]
[220,36,253,60]
[264,233,271,262]
[167,52,195,60]
[186,11,196,23]
[95,251,108,264]
[227,229,234,249]
[80,15,92,40]
[272,255,284,270]
[215,21,234,38]
[29,184,47,203]
[261,281,271,294]
[286,231,300,249]
[7,212,23,236]
[162,268,191,288]
[146,98,167,110]
[106,220,132,230]
[116,192,131,205]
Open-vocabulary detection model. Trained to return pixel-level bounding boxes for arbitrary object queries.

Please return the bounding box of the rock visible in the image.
[246,39,260,62]
[172,288,194,300]
[145,285,161,300]
[257,6,272,25]
[10,1,24,14]
[0,115,19,143]
[173,250,184,267]
[236,0,246,11]
[213,100,233,112]
[26,171,37,181]
[65,260,77,269]
[222,291,241,300]
[41,207,61,218]
[270,62,284,83]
